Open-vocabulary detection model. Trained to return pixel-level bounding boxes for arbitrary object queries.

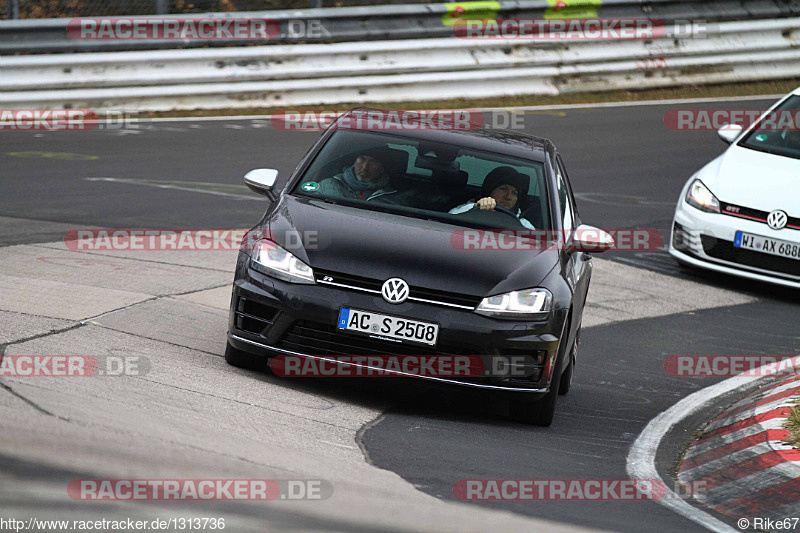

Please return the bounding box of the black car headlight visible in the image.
[475,288,552,319]
[250,239,315,284]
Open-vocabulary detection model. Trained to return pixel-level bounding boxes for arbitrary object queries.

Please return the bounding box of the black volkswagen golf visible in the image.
[225,109,613,426]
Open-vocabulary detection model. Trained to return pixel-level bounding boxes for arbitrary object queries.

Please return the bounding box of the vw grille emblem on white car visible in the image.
[382,278,409,304]
[767,210,788,230]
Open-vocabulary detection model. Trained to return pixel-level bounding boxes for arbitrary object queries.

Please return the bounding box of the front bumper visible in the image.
[669,200,800,289]
[227,253,567,394]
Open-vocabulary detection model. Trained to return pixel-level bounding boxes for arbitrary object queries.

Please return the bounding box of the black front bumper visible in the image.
[227,253,567,394]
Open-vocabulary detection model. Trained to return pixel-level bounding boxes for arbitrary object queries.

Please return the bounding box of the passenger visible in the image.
[449,166,536,229]
[317,148,405,203]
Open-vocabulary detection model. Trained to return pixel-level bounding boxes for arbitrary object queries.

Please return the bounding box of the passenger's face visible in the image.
[490,184,519,209]
[354,155,384,182]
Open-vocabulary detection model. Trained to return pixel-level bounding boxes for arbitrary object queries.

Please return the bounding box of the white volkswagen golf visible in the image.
[669,88,800,289]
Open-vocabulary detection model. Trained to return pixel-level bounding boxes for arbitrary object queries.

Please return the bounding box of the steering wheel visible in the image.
[492,205,518,219]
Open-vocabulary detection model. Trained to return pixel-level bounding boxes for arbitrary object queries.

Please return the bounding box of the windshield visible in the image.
[292,130,551,230]
[738,94,800,159]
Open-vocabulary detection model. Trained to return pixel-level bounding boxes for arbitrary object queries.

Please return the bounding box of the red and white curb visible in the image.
[677,375,800,520]
[627,370,800,533]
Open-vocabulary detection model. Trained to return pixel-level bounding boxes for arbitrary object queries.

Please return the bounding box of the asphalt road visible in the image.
[0,101,768,235]
[2,98,799,532]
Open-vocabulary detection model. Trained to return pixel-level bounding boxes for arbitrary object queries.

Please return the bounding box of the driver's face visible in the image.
[354,155,384,182]
[490,184,519,210]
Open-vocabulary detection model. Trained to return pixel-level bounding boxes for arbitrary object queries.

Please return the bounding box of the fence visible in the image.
[1,1,799,110]
[3,0,800,53]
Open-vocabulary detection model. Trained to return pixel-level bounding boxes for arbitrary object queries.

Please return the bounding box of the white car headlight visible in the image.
[475,288,552,319]
[685,179,720,213]
[251,240,315,284]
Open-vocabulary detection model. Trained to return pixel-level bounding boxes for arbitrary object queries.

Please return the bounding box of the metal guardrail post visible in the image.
[8,0,20,19]
[155,0,169,15]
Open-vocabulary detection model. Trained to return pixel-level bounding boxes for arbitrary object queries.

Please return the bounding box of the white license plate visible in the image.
[734,231,800,261]
[337,308,439,346]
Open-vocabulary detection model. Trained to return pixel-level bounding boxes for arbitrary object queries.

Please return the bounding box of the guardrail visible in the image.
[2,0,798,54]
[2,17,799,111]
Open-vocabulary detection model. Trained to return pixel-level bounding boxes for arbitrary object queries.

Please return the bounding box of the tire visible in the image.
[510,372,560,427]
[510,315,575,426]
[224,341,266,371]
[559,325,580,396]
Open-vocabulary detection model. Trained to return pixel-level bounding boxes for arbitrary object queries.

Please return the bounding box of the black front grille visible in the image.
[276,321,546,384]
[672,221,690,250]
[234,297,279,336]
[316,271,382,292]
[701,235,800,278]
[277,320,474,356]
[315,269,482,308]
[720,202,800,231]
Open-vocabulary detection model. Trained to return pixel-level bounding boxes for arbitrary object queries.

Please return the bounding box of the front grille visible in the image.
[720,202,800,231]
[277,320,474,356]
[672,222,702,254]
[234,297,279,336]
[701,235,800,279]
[315,269,482,309]
[276,321,546,383]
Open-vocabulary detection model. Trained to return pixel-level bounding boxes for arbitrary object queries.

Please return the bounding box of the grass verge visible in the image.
[141,78,800,119]
[784,398,800,449]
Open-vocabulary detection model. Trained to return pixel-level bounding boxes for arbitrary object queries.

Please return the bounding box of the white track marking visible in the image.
[110,93,784,124]
[627,373,760,533]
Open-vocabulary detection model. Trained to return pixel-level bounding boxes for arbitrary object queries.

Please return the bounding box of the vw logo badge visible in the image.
[381,278,409,304]
[767,210,788,230]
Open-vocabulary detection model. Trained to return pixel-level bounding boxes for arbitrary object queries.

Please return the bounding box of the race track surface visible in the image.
[2,98,798,532]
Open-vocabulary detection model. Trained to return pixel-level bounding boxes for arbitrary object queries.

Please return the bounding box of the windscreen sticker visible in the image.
[301,181,320,191]
[754,134,768,142]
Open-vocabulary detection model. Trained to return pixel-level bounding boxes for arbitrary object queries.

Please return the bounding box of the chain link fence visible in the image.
[1,0,436,19]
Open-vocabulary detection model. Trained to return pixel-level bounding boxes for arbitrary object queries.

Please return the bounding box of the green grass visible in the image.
[784,398,800,449]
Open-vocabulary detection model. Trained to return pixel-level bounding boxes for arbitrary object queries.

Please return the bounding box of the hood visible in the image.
[265,195,558,298]
[698,145,800,215]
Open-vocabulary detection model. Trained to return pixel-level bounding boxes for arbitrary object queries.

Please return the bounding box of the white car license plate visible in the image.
[734,231,800,261]
[337,308,439,346]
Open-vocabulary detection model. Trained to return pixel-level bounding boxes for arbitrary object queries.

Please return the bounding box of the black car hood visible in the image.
[265,195,558,297]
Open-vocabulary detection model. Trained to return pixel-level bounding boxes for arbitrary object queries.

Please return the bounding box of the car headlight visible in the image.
[475,288,552,319]
[685,179,720,213]
[250,240,315,284]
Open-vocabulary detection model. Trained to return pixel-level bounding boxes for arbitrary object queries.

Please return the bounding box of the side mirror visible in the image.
[717,124,743,144]
[571,224,614,252]
[244,168,278,200]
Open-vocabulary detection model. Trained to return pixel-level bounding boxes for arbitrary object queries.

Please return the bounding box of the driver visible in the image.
[449,166,535,229]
